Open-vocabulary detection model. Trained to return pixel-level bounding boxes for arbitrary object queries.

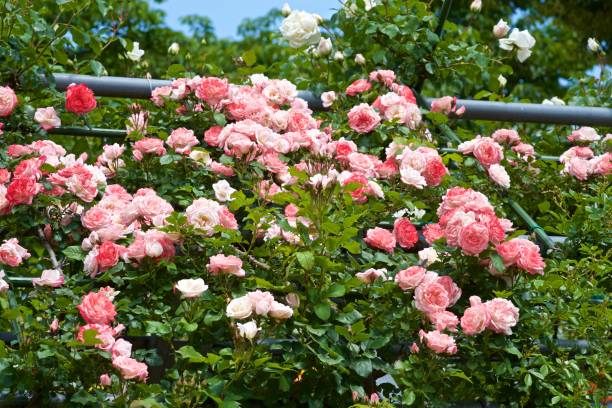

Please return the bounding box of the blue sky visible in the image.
[151,0,338,39]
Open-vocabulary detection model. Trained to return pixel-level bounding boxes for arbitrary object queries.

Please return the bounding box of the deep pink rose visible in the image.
[393,218,419,249]
[345,79,372,96]
[364,227,396,253]
[65,83,96,115]
[204,126,223,147]
[195,77,229,106]
[422,223,445,244]
[6,176,41,205]
[473,138,503,166]
[347,103,381,134]
[77,291,117,325]
[96,241,125,271]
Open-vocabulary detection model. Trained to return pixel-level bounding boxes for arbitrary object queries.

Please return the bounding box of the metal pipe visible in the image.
[440,147,560,162]
[507,198,556,251]
[50,74,612,126]
[47,126,127,138]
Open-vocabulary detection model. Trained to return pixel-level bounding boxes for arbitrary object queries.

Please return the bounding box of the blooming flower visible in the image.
[236,320,260,340]
[0,86,17,117]
[499,29,536,62]
[175,278,208,298]
[493,19,510,38]
[280,10,321,48]
[126,42,145,62]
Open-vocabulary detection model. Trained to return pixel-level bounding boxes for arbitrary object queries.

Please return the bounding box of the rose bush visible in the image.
[0,0,610,407]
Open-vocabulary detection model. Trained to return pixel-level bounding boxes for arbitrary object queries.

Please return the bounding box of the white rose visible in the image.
[317,37,332,56]
[189,150,212,164]
[542,97,565,106]
[418,248,439,266]
[320,91,336,108]
[34,107,61,131]
[587,38,600,53]
[499,29,536,62]
[400,166,426,189]
[236,320,260,340]
[0,270,8,293]
[492,19,509,38]
[175,278,208,298]
[498,74,507,87]
[126,42,145,62]
[280,10,321,48]
[226,296,253,319]
[212,180,236,202]
[168,42,180,55]
[487,164,511,188]
[281,3,291,17]
[470,0,482,12]
[354,53,366,65]
[333,51,345,61]
[269,301,294,320]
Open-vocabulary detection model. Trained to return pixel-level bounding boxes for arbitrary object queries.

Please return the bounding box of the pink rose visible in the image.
[491,129,521,145]
[419,329,457,354]
[487,164,510,188]
[347,103,381,134]
[364,227,396,253]
[195,77,229,106]
[559,146,594,163]
[460,296,490,335]
[334,138,358,161]
[111,338,132,359]
[345,79,372,96]
[204,126,223,147]
[393,218,419,249]
[395,266,427,290]
[589,153,612,176]
[32,269,64,288]
[50,318,60,333]
[511,143,535,160]
[81,206,112,231]
[473,137,504,166]
[247,290,275,315]
[427,311,459,332]
[356,268,387,284]
[414,275,450,314]
[167,127,199,155]
[430,96,453,114]
[96,241,125,272]
[77,291,117,325]
[563,157,589,180]
[422,223,445,244]
[422,156,447,186]
[0,86,18,117]
[151,86,172,106]
[34,107,61,130]
[132,138,166,161]
[100,374,112,387]
[207,254,245,277]
[485,298,519,335]
[219,206,238,230]
[0,238,30,266]
[436,276,461,306]
[568,126,600,143]
[369,70,396,86]
[65,83,96,115]
[6,176,41,205]
[210,161,235,177]
[77,324,116,351]
[458,222,490,255]
[497,238,545,275]
[112,356,148,381]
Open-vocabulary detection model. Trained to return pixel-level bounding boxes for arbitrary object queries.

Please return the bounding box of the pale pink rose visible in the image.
[112,356,148,381]
[427,311,459,332]
[132,192,173,226]
[81,206,112,231]
[100,374,112,387]
[77,291,117,325]
[99,286,119,301]
[473,137,504,166]
[414,276,450,314]
[403,103,422,129]
[563,157,589,180]
[487,164,510,188]
[209,161,235,177]
[50,318,59,333]
[247,290,275,315]
[345,79,372,96]
[0,86,18,117]
[443,210,476,247]
[511,143,535,159]
[262,79,297,105]
[223,132,256,158]
[151,86,172,106]
[204,126,223,147]
[356,268,387,284]
[111,338,132,359]
[436,276,461,306]
[399,166,426,188]
[430,96,453,114]
[589,153,612,176]
[132,138,166,161]
[83,247,99,277]
[321,91,336,108]
[370,393,380,404]
[347,103,381,134]
[185,198,221,234]
[34,107,61,130]
[458,222,490,255]
[268,301,294,320]
[568,126,600,143]
[395,266,427,290]
[207,254,245,277]
[285,203,299,219]
[0,238,31,266]
[410,342,420,353]
[347,152,381,177]
[77,323,116,351]
[364,227,396,253]
[491,129,521,145]
[32,269,64,288]
[485,298,519,335]
[226,295,253,319]
[419,329,457,354]
[559,146,594,163]
[369,69,396,86]
[460,295,490,335]
[167,127,199,155]
[497,238,545,274]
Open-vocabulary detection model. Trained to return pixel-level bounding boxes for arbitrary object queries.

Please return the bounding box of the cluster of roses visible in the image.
[560,127,611,181]
[362,217,419,254]
[173,254,246,298]
[75,288,148,383]
[225,290,294,341]
[457,129,536,188]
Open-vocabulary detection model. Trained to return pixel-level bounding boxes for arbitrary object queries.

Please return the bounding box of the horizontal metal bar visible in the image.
[47,126,127,138]
[50,74,612,126]
[440,147,560,162]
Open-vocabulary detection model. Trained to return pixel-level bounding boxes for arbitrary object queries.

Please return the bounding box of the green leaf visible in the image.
[524,373,532,387]
[159,155,174,165]
[448,369,473,383]
[89,60,105,76]
[129,398,165,408]
[342,241,361,254]
[63,246,85,261]
[242,50,257,67]
[82,329,102,346]
[351,358,372,377]
[490,253,506,272]
[538,201,550,213]
[505,345,522,358]
[326,284,345,298]
[380,24,400,38]
[296,251,315,271]
[177,345,208,363]
[314,302,331,320]
[551,396,561,405]
[70,390,97,405]
[402,390,416,405]
[166,64,185,78]
[214,112,227,126]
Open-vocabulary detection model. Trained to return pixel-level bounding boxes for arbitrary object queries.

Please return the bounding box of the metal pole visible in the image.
[440,147,560,162]
[50,74,612,126]
[507,198,556,251]
[47,126,127,138]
